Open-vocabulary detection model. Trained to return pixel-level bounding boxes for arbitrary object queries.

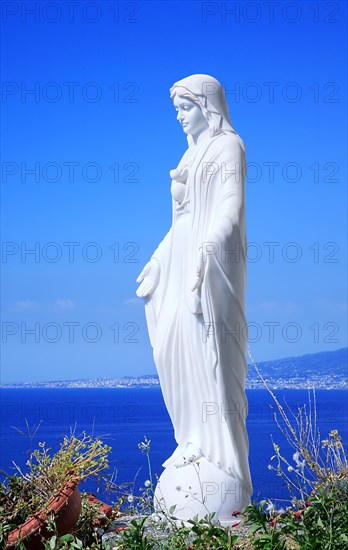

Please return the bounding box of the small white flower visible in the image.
[288,466,294,472]
[267,464,272,470]
[127,495,134,503]
[293,451,300,464]
[297,460,306,472]
[277,508,285,515]
[144,480,151,488]
[266,502,275,513]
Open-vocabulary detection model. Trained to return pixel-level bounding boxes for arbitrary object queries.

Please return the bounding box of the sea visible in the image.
[0,388,347,507]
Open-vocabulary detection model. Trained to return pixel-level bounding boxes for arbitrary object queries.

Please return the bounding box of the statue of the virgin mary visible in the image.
[136,74,252,524]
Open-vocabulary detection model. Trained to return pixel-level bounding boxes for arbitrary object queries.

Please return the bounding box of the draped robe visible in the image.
[144,131,252,497]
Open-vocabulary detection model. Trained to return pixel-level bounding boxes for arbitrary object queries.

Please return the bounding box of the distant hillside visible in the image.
[246,347,347,388]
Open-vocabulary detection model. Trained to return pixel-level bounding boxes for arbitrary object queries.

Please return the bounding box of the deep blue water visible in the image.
[0,388,347,505]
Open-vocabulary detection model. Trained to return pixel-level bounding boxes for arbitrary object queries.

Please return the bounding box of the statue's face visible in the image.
[173,95,208,138]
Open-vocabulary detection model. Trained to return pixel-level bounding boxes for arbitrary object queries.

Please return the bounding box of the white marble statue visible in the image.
[136,74,252,524]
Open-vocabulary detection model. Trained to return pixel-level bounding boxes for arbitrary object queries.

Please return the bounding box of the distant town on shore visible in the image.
[0,348,348,390]
[1,348,347,390]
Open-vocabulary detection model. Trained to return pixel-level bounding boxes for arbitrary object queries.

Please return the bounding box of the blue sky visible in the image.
[1,0,347,383]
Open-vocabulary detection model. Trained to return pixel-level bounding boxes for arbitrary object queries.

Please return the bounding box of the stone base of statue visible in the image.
[153,454,250,526]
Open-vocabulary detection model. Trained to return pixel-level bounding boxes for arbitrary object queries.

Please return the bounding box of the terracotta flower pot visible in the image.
[87,493,114,527]
[5,477,81,549]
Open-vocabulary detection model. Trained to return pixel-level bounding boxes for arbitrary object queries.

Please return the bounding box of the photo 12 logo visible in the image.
[1,2,140,24]
[201,2,341,24]
[1,321,140,344]
[1,241,140,264]
[1,161,140,184]
[1,82,140,103]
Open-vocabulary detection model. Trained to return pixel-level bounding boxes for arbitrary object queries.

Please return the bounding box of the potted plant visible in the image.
[0,432,111,549]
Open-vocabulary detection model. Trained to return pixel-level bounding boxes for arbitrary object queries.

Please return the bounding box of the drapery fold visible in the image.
[143,131,252,495]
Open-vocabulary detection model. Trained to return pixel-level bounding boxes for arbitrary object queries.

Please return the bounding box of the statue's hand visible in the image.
[191,247,205,292]
[136,259,160,298]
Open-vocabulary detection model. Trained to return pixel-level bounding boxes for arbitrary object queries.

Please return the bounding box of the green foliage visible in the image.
[113,512,239,549]
[117,516,152,549]
[292,481,348,549]
[25,433,111,488]
[243,478,348,549]
[180,514,238,549]
[44,534,84,549]
[0,432,112,549]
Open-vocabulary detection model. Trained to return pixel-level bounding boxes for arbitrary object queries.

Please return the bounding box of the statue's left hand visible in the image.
[191,247,205,292]
[136,259,160,298]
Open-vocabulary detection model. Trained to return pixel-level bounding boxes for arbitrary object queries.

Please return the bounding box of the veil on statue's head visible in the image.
[169,74,244,149]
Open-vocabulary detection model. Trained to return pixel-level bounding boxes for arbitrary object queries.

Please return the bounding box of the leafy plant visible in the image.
[117,516,151,549]
[0,432,111,548]
[241,348,348,549]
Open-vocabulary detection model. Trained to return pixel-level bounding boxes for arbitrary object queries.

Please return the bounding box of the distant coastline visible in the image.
[1,348,347,390]
[2,382,346,390]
